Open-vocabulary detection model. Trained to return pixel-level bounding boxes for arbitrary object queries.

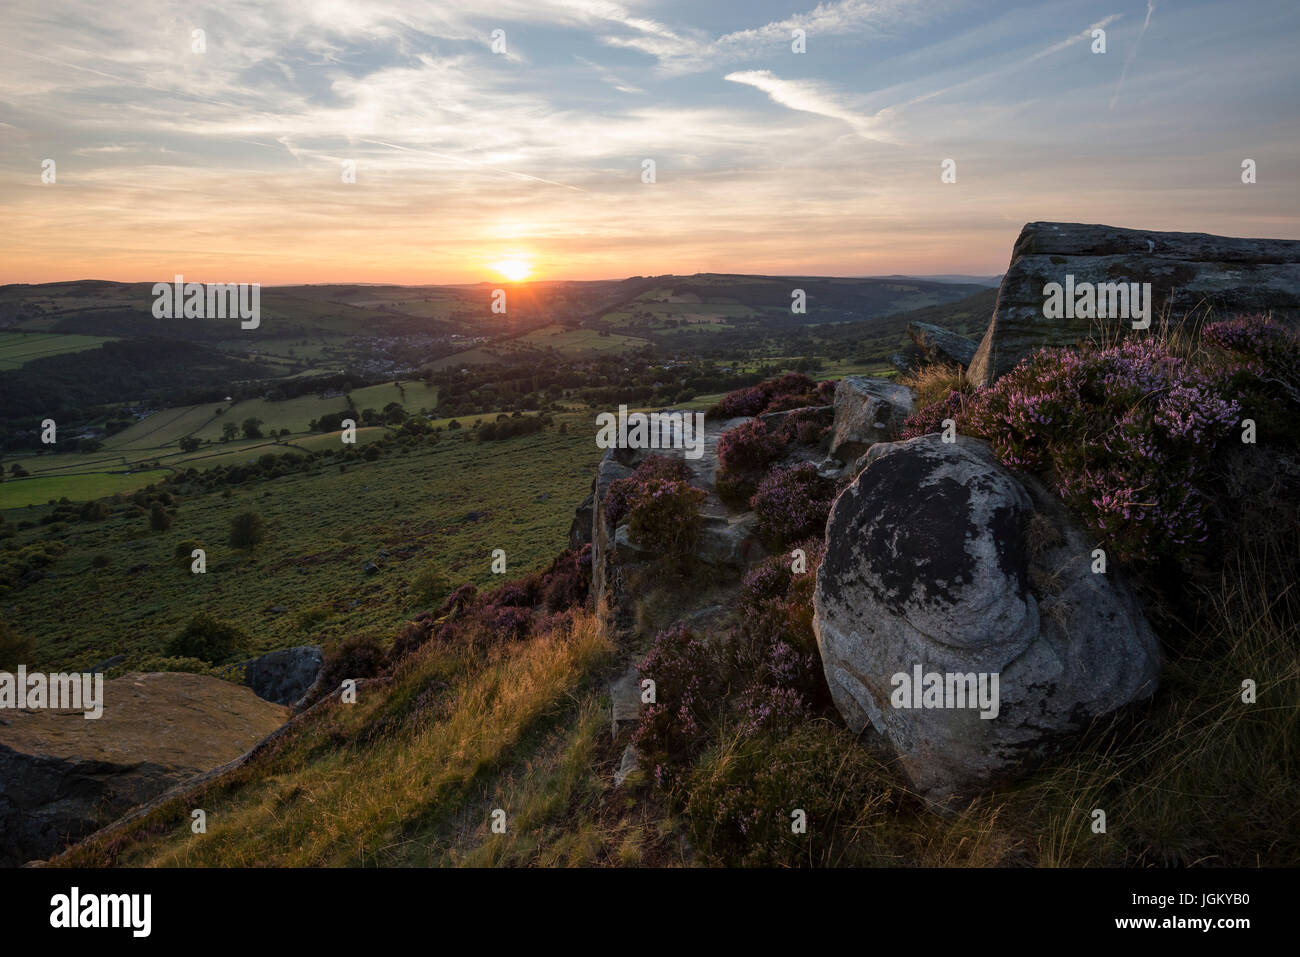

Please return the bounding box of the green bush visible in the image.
[149,502,172,532]
[409,563,451,608]
[173,539,202,569]
[165,612,248,663]
[229,511,266,551]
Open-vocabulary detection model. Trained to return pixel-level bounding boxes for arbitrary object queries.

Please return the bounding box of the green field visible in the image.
[0,332,115,369]
[0,470,171,508]
[1,381,438,505]
[516,325,648,355]
[5,416,603,671]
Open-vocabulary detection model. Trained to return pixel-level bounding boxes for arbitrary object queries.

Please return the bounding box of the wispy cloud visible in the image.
[724,70,894,141]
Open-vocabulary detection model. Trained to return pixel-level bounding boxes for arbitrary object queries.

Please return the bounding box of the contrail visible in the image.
[1110,0,1158,110]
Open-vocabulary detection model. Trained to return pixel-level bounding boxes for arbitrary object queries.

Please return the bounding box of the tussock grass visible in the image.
[60,608,620,867]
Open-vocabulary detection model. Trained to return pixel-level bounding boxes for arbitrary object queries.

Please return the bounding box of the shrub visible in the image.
[0,620,34,670]
[538,546,592,612]
[174,539,201,568]
[715,419,787,507]
[749,463,835,548]
[90,553,111,570]
[165,612,247,663]
[317,633,386,695]
[603,456,694,527]
[387,616,435,665]
[625,479,707,560]
[409,563,451,608]
[684,722,895,866]
[717,420,786,474]
[440,584,477,616]
[149,502,172,532]
[710,385,769,419]
[901,388,967,439]
[632,623,724,789]
[78,501,110,521]
[486,604,534,641]
[229,511,266,551]
[708,373,824,420]
[777,406,833,446]
[903,327,1289,564]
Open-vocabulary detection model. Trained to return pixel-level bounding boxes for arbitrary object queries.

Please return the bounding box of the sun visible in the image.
[493,258,532,282]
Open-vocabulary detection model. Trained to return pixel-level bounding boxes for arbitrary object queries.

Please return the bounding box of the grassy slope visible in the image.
[54,549,1299,869]
[7,419,602,670]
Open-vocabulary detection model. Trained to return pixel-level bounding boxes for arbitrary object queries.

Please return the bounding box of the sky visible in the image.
[1,0,1297,285]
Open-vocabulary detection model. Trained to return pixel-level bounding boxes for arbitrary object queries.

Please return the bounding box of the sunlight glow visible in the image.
[493,258,533,282]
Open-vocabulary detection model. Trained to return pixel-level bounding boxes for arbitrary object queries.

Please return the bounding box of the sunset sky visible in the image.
[2,0,1297,285]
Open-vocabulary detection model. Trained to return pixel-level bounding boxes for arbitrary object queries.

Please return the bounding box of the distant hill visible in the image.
[870,273,1003,287]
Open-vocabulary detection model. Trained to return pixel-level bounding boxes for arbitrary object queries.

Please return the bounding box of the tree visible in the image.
[165,612,247,663]
[179,435,202,452]
[221,422,239,442]
[229,511,266,550]
[241,417,264,440]
[149,502,172,532]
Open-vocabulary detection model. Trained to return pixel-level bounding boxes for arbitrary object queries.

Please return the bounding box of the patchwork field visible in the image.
[0,332,115,369]
[0,381,439,506]
[516,325,648,354]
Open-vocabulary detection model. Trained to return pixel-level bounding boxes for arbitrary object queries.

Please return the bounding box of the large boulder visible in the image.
[0,672,287,866]
[969,222,1300,385]
[907,322,978,369]
[238,646,323,706]
[828,377,913,462]
[813,435,1161,806]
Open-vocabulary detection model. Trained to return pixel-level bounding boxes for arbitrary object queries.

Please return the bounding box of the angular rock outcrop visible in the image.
[237,646,323,706]
[813,435,1161,806]
[569,491,594,550]
[907,322,978,369]
[969,222,1300,385]
[0,672,287,866]
[828,377,913,462]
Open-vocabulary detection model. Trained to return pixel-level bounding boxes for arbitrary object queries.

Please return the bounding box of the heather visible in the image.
[749,463,836,548]
[707,372,828,420]
[776,405,834,446]
[603,455,695,527]
[632,538,841,861]
[903,318,1300,565]
[626,479,707,561]
[715,419,786,505]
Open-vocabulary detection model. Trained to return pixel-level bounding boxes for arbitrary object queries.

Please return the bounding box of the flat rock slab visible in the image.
[907,322,978,368]
[0,672,287,866]
[970,222,1300,385]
